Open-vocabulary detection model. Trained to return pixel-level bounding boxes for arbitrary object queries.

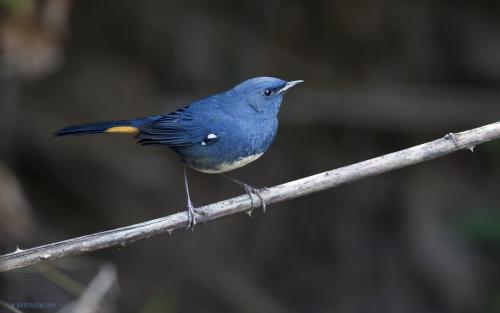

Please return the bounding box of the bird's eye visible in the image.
[264,89,272,96]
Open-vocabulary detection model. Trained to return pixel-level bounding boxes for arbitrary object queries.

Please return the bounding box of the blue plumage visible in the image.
[55,77,303,227]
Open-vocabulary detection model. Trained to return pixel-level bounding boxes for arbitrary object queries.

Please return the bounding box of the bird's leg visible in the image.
[183,165,205,229]
[220,173,267,214]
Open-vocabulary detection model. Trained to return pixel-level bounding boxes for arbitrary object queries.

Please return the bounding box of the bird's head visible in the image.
[230,77,303,116]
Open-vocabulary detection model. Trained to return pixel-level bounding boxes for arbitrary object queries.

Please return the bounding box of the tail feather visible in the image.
[54,118,154,137]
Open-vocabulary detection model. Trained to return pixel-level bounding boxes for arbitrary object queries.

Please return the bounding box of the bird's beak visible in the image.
[277,80,304,94]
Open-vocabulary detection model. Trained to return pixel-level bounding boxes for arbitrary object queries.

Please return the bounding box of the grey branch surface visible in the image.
[1,121,500,273]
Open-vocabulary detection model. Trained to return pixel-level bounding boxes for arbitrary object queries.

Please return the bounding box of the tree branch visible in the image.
[1,121,500,273]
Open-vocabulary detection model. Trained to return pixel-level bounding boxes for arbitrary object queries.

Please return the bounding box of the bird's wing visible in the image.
[136,107,217,147]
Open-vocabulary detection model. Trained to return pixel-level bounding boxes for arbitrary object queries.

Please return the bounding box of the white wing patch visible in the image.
[201,133,218,146]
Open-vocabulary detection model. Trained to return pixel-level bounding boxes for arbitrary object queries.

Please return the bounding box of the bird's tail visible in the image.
[54,117,154,137]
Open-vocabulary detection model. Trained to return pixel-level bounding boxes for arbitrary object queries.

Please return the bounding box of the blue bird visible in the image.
[55,77,303,227]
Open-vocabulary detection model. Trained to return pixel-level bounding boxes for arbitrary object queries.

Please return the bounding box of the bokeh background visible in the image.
[1,0,500,312]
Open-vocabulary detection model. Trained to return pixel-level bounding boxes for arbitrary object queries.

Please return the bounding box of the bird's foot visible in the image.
[242,184,267,215]
[219,174,268,216]
[186,200,206,229]
[444,132,460,149]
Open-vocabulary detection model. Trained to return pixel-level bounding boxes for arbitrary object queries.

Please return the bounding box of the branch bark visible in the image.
[1,121,500,273]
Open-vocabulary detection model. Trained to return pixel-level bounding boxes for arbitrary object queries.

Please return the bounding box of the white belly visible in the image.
[193,153,264,174]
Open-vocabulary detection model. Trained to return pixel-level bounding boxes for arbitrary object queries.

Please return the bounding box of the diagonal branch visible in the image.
[1,121,500,273]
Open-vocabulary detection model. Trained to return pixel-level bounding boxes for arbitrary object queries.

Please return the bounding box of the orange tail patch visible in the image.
[105,126,139,134]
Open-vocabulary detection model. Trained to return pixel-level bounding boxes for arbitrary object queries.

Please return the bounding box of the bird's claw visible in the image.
[219,174,268,216]
[243,185,267,214]
[444,132,460,149]
[186,200,205,229]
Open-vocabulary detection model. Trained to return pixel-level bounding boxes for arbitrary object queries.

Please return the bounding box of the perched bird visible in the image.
[55,77,303,227]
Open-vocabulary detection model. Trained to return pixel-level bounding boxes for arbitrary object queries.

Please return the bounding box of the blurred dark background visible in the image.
[1,0,500,312]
